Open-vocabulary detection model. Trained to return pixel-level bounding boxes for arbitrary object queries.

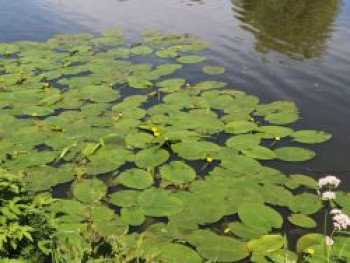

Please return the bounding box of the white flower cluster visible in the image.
[318,175,340,202]
[321,191,336,201]
[325,235,334,246]
[331,209,350,230]
[318,175,341,189]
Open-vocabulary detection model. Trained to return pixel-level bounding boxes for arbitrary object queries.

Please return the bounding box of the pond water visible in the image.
[1,0,349,186]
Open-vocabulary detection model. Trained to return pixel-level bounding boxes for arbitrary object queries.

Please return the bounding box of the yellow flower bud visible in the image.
[151,127,158,133]
[307,248,314,255]
[206,157,213,163]
[275,136,281,141]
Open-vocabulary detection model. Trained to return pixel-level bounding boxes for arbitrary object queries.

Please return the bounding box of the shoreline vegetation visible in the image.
[0,30,349,262]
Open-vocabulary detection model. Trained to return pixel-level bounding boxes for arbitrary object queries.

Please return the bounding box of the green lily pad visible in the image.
[202,66,225,75]
[225,121,257,134]
[275,147,315,162]
[157,78,185,92]
[292,130,332,144]
[296,233,324,253]
[73,178,107,204]
[125,132,154,149]
[228,222,268,240]
[238,203,283,232]
[130,45,153,56]
[289,193,322,215]
[127,76,153,89]
[155,243,202,263]
[138,188,183,217]
[160,161,196,184]
[134,147,169,169]
[109,190,140,208]
[257,126,293,139]
[172,140,220,160]
[114,168,154,190]
[121,207,145,226]
[156,49,178,58]
[240,145,276,160]
[265,111,299,124]
[177,56,206,64]
[288,214,317,228]
[285,174,318,189]
[188,230,249,262]
[21,106,54,117]
[248,235,285,254]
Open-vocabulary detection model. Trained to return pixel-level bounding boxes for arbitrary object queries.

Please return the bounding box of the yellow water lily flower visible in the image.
[307,248,314,255]
[275,136,281,141]
[206,157,213,163]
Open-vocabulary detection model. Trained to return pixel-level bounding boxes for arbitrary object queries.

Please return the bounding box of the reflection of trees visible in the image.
[232,0,339,59]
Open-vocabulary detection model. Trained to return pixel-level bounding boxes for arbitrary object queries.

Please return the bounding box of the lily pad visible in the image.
[288,214,317,228]
[238,203,283,232]
[134,147,169,169]
[188,230,249,262]
[202,66,225,75]
[172,140,220,160]
[275,147,315,162]
[73,178,107,204]
[138,188,183,217]
[160,161,196,184]
[292,130,332,144]
[114,168,154,190]
[177,56,206,64]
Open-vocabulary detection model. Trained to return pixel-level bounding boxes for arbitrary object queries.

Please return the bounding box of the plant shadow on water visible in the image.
[231,0,340,60]
[0,26,350,262]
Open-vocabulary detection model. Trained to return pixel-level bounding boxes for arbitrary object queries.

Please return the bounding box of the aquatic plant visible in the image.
[0,29,349,262]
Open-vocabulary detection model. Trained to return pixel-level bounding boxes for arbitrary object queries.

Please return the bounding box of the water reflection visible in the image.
[232,0,340,59]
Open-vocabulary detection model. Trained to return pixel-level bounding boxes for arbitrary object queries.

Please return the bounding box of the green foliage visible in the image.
[0,170,55,261]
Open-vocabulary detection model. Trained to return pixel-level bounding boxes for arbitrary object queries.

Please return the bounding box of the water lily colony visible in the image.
[0,30,349,262]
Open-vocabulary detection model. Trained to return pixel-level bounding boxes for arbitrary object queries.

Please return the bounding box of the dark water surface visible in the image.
[1,0,350,186]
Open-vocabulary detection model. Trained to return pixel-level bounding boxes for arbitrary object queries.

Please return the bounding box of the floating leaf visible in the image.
[155,243,202,263]
[127,76,152,89]
[240,145,276,160]
[121,207,145,226]
[292,130,332,144]
[73,178,107,204]
[134,147,169,169]
[109,190,140,208]
[286,174,318,190]
[172,140,220,160]
[177,56,206,64]
[188,230,249,262]
[160,161,196,184]
[238,203,283,232]
[265,111,299,124]
[202,66,225,75]
[157,78,185,92]
[288,214,317,228]
[138,188,183,217]
[296,233,324,253]
[275,147,315,162]
[248,235,285,253]
[225,121,257,134]
[229,222,267,240]
[289,193,322,215]
[114,168,153,190]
